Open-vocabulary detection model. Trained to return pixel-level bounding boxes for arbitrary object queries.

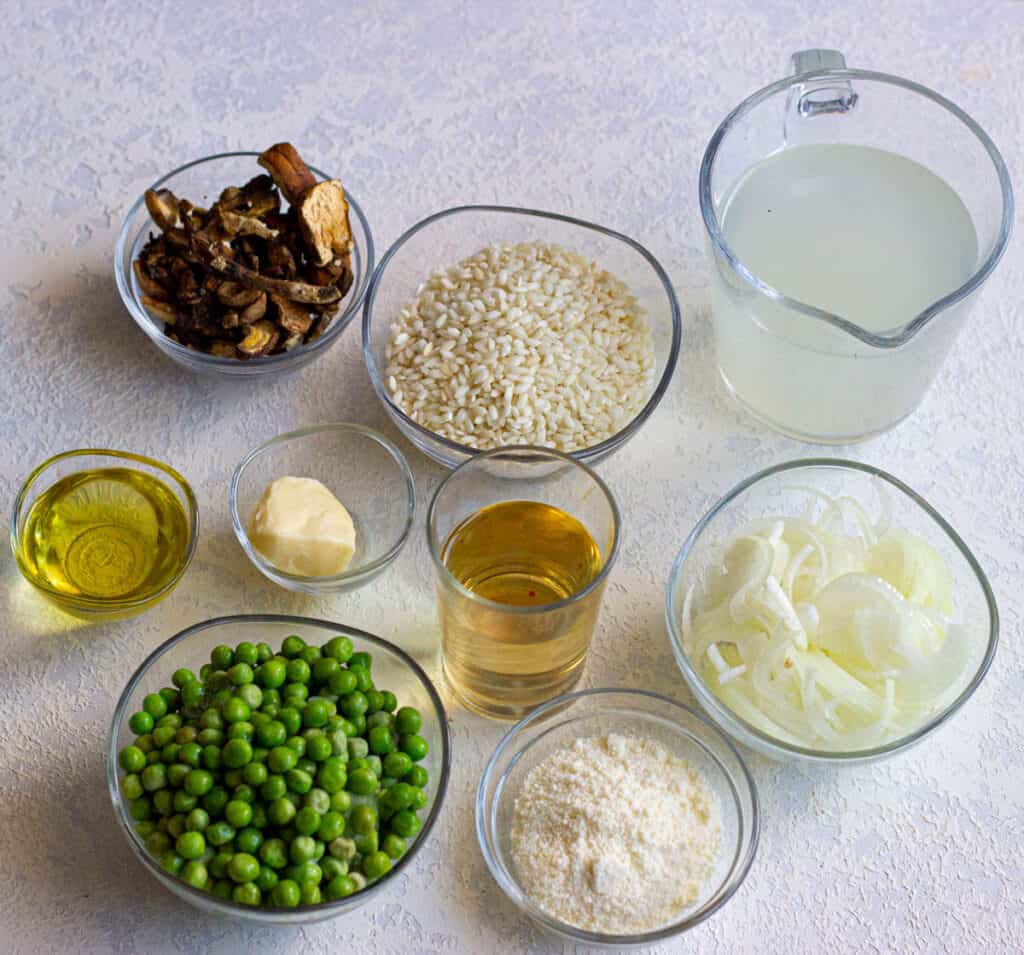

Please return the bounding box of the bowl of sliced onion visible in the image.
[665,459,998,764]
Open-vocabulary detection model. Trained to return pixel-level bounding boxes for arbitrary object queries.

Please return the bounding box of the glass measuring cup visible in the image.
[700,50,1014,444]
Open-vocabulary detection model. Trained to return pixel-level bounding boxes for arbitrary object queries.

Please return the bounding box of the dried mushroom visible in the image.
[134,143,354,360]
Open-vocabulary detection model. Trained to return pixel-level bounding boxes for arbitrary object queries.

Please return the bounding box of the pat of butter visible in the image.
[247,476,356,577]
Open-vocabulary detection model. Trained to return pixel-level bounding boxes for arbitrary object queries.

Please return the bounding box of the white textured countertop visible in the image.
[2,2,1022,952]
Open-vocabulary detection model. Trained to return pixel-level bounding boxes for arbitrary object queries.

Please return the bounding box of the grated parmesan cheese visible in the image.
[509,734,722,935]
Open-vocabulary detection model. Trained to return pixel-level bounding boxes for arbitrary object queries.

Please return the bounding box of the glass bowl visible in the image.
[115,151,374,377]
[476,688,759,948]
[665,459,999,764]
[362,205,681,468]
[230,424,415,594]
[10,449,198,620]
[107,614,451,924]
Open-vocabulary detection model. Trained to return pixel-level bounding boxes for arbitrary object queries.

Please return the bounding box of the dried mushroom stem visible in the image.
[258,143,318,204]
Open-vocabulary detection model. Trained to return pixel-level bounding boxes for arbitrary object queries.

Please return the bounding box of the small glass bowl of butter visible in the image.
[230,424,416,593]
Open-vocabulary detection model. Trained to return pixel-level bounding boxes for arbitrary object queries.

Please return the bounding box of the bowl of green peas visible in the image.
[107,614,450,923]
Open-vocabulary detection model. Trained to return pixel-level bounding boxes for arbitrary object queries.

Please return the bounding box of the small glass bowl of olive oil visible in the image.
[11,449,198,620]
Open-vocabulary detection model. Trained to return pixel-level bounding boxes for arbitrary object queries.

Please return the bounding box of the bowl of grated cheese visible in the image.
[361,206,681,469]
[476,688,759,947]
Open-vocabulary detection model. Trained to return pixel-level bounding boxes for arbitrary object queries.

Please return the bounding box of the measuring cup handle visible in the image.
[789,49,858,116]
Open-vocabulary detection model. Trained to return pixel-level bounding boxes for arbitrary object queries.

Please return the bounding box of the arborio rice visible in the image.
[384,241,656,452]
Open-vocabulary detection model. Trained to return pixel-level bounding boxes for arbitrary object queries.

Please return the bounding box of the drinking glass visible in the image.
[427,447,620,720]
[700,49,1013,443]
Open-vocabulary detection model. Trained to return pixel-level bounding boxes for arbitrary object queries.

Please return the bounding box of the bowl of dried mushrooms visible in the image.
[115,146,373,376]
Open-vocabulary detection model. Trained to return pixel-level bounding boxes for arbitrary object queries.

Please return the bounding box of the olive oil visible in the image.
[439,500,606,718]
[20,467,190,603]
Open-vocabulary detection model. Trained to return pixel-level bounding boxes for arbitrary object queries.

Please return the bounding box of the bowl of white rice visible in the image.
[361,206,681,468]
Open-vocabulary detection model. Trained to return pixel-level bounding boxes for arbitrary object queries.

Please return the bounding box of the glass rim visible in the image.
[361,203,682,463]
[426,445,621,614]
[475,686,761,945]
[229,423,416,585]
[10,448,199,611]
[665,457,1000,763]
[106,613,452,923]
[114,150,375,368]
[698,68,1015,349]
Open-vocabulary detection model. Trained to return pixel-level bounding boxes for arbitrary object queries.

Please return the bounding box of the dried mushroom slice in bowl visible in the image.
[133,143,356,360]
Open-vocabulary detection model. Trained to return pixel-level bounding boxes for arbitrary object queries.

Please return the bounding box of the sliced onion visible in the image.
[680,492,975,752]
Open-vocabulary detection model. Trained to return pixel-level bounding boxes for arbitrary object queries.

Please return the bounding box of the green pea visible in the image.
[206,821,235,846]
[228,662,254,687]
[362,850,392,880]
[225,799,253,828]
[267,746,297,774]
[325,874,356,899]
[351,667,373,693]
[340,692,368,719]
[202,786,229,815]
[152,725,176,748]
[176,831,205,860]
[145,829,171,856]
[121,773,144,800]
[317,758,347,794]
[328,670,358,696]
[209,850,233,879]
[324,793,350,820]
[143,693,168,720]
[349,804,377,835]
[256,643,273,664]
[243,762,268,787]
[256,864,279,893]
[322,635,353,662]
[317,810,345,842]
[136,734,156,753]
[281,635,306,659]
[232,784,256,804]
[186,808,210,832]
[180,681,203,710]
[347,768,377,796]
[141,763,167,792]
[235,826,263,855]
[286,768,313,795]
[221,697,250,724]
[304,787,331,814]
[236,684,263,709]
[199,708,223,731]
[380,691,397,713]
[294,806,321,836]
[368,726,395,755]
[271,878,301,907]
[160,850,185,875]
[289,861,322,886]
[286,659,311,685]
[353,830,378,856]
[211,645,234,670]
[222,739,253,769]
[348,651,372,672]
[173,789,198,813]
[321,856,348,881]
[278,707,302,737]
[260,837,289,870]
[228,852,260,884]
[286,736,306,758]
[234,642,259,667]
[390,809,421,839]
[129,796,152,821]
[400,734,429,762]
[306,734,333,763]
[261,775,287,802]
[129,711,154,735]
[268,797,296,826]
[181,859,208,889]
[328,836,356,861]
[299,645,321,666]
[300,882,321,906]
[382,834,407,860]
[257,660,287,689]
[347,737,369,760]
[152,789,174,817]
[212,879,233,899]
[227,722,254,743]
[383,752,412,779]
[409,787,427,810]
[395,707,422,736]
[312,657,341,684]
[159,688,181,711]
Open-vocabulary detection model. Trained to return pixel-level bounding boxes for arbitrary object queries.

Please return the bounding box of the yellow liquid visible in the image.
[20,468,190,604]
[439,500,605,719]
